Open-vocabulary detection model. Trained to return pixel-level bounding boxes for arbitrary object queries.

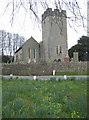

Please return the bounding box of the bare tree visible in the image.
[0,31,2,55]
[4,0,87,29]
[7,32,12,56]
[1,30,7,56]
[19,36,25,47]
[0,30,25,56]
[13,34,20,54]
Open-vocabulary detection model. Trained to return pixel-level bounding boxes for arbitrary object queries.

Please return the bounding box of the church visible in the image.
[14,8,69,63]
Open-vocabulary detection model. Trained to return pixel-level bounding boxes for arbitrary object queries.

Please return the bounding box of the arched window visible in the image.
[56,46,58,55]
[28,48,30,59]
[34,48,36,59]
[56,45,62,55]
[60,46,62,53]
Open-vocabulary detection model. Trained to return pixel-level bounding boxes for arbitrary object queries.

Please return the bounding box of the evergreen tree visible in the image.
[68,36,89,61]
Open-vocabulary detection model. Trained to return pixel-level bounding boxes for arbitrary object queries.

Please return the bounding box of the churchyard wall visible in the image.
[2,61,89,76]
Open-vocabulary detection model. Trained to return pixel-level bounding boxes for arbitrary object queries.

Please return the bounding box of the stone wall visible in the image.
[2,61,88,76]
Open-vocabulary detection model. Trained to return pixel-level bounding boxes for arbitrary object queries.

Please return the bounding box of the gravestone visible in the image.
[73,52,79,62]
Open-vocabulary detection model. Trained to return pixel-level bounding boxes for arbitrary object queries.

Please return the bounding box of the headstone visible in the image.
[64,75,67,79]
[73,52,79,62]
[10,74,13,77]
[53,70,56,75]
[10,74,13,79]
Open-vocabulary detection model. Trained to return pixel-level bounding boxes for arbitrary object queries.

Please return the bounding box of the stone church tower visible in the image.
[42,8,69,62]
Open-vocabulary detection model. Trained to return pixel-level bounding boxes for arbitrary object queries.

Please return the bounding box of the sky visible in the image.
[0,0,87,49]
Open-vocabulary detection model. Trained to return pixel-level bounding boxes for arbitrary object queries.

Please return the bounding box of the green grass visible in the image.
[40,71,89,76]
[2,78,87,118]
[56,71,89,75]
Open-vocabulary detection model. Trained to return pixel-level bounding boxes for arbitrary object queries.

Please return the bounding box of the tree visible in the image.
[7,32,12,56]
[0,30,25,57]
[68,36,89,61]
[0,30,7,56]
[4,0,86,29]
[2,55,13,63]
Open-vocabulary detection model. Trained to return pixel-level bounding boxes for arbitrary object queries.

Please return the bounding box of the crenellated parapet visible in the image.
[42,8,66,21]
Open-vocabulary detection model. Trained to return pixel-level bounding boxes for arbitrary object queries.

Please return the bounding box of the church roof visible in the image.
[15,47,22,53]
[25,36,39,45]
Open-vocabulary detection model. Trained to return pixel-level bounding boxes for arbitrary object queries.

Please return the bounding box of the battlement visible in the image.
[42,8,66,21]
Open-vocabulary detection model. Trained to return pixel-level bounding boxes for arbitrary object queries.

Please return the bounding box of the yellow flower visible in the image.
[74,111,76,115]
[58,103,62,106]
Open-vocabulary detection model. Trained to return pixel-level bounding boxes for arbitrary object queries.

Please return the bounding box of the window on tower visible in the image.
[60,46,62,53]
[56,46,58,55]
[56,45,62,55]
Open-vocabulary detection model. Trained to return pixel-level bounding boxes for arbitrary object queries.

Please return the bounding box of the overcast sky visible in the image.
[0,0,87,49]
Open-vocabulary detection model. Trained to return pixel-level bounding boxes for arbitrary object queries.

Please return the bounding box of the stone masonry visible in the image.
[2,61,88,76]
[42,8,69,62]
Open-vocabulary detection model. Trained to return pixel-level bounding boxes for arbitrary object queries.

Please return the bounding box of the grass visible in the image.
[39,71,89,76]
[56,71,89,76]
[44,71,89,76]
[2,77,87,118]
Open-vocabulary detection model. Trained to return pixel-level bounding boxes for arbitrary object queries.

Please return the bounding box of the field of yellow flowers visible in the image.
[2,77,87,118]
